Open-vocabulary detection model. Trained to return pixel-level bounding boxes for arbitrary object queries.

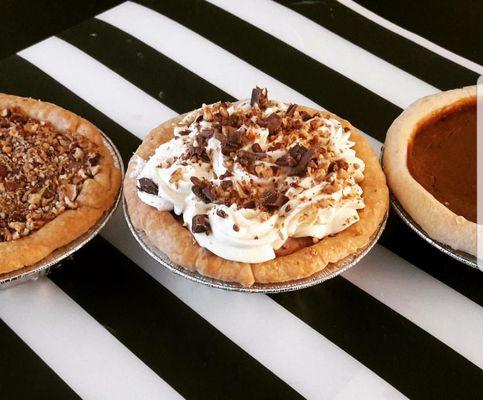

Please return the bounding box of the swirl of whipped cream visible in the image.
[136,92,365,263]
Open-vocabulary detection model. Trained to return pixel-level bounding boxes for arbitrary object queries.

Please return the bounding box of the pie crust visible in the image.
[383,86,478,256]
[0,94,122,273]
[124,104,388,286]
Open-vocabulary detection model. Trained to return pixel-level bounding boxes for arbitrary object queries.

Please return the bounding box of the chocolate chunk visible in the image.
[261,189,289,209]
[328,159,349,173]
[236,149,266,166]
[221,128,244,155]
[177,129,191,136]
[138,177,158,195]
[220,180,233,191]
[275,154,297,167]
[264,113,282,134]
[185,145,210,163]
[190,176,216,204]
[191,214,210,234]
[286,103,297,117]
[0,163,8,179]
[242,199,256,209]
[201,186,217,203]
[216,209,227,218]
[199,127,214,138]
[289,147,316,177]
[299,110,312,121]
[233,224,240,232]
[219,170,232,180]
[250,86,268,108]
[251,143,263,153]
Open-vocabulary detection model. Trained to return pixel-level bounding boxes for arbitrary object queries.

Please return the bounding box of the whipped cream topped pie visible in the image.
[384,86,479,256]
[125,88,388,286]
[0,94,121,274]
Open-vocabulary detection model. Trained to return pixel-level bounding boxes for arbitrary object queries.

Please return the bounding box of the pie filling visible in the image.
[407,98,476,223]
[136,88,366,263]
[0,108,101,242]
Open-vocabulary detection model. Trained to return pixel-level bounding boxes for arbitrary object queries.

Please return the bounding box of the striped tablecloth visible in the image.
[0,1,482,399]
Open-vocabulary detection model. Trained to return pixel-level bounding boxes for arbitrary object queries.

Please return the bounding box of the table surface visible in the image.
[0,1,482,399]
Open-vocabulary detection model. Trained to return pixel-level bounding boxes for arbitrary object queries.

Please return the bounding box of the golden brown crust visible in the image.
[0,94,122,273]
[383,86,478,255]
[125,105,388,286]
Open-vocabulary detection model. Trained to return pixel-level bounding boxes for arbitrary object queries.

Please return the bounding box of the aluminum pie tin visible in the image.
[0,132,124,289]
[124,196,388,293]
[380,147,479,269]
[390,193,479,269]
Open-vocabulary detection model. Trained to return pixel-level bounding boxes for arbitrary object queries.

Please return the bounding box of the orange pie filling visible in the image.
[407,98,476,223]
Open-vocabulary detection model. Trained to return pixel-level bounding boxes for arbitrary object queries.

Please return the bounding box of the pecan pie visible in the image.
[0,94,121,273]
[384,85,479,256]
[124,88,388,286]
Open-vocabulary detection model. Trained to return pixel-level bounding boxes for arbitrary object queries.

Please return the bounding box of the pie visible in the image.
[0,94,122,274]
[384,85,478,256]
[124,88,388,286]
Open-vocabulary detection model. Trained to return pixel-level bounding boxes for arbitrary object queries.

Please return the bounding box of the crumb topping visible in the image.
[0,108,101,242]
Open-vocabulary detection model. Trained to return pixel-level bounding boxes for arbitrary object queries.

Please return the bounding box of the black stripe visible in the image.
[52,237,303,400]
[135,0,400,142]
[0,0,123,60]
[131,0,483,307]
[0,55,302,400]
[275,0,479,90]
[52,19,483,398]
[273,280,483,400]
[0,319,80,400]
[353,0,483,66]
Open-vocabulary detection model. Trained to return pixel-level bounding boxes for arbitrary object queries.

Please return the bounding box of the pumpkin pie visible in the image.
[384,85,478,256]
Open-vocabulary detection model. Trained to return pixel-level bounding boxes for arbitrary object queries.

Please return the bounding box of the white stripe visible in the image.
[343,247,483,368]
[20,37,177,139]
[0,279,183,400]
[19,38,403,400]
[96,1,381,154]
[20,15,483,369]
[338,0,483,75]
[205,0,437,108]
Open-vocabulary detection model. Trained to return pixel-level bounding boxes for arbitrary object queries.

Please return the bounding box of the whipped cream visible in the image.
[136,93,365,263]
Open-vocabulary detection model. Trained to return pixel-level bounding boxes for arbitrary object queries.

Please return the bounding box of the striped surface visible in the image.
[0,1,482,399]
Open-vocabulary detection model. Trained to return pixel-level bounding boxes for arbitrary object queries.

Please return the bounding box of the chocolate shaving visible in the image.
[138,177,158,195]
[286,103,297,117]
[190,176,217,204]
[191,214,210,234]
[263,113,282,135]
[250,86,268,108]
[251,143,263,153]
[219,170,232,180]
[216,209,227,218]
[177,129,191,136]
[185,145,210,163]
[236,149,266,166]
[199,127,214,138]
[220,180,233,191]
[242,199,256,209]
[261,189,289,209]
[289,147,315,177]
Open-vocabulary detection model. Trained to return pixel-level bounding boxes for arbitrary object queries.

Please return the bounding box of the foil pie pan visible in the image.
[124,196,388,293]
[390,193,479,269]
[0,132,124,289]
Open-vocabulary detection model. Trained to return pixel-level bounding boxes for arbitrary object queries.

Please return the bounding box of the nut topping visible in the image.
[0,108,102,242]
